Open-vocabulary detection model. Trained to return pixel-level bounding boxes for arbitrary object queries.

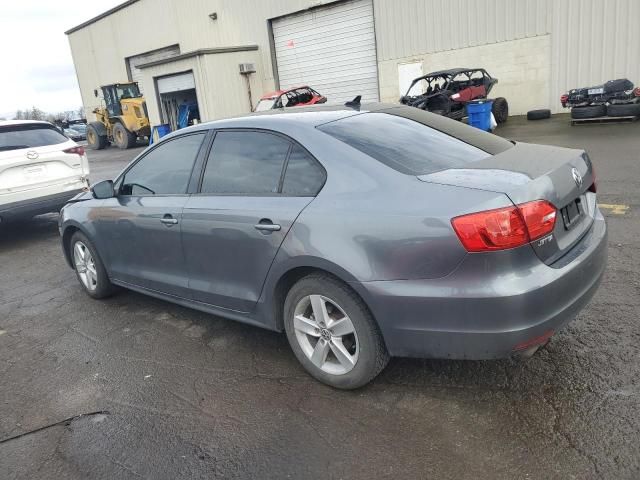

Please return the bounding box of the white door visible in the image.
[127,45,180,93]
[272,0,379,103]
[398,62,424,97]
[157,72,196,94]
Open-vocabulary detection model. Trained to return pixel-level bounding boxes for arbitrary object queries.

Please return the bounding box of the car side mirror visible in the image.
[91,180,115,199]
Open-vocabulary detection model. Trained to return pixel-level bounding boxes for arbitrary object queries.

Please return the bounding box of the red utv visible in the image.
[254,86,327,111]
[400,68,509,124]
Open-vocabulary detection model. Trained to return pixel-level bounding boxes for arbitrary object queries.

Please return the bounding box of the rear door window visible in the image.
[281,145,325,196]
[0,123,68,151]
[318,112,490,175]
[200,131,290,195]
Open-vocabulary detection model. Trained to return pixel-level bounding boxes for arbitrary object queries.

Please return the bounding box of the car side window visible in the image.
[282,145,325,196]
[200,131,290,195]
[120,133,205,195]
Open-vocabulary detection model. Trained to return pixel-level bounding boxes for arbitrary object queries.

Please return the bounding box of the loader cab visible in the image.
[100,83,142,117]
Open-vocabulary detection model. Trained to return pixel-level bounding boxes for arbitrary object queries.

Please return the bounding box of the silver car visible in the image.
[59,104,607,389]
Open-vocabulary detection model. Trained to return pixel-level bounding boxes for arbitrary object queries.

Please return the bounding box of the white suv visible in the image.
[0,120,89,222]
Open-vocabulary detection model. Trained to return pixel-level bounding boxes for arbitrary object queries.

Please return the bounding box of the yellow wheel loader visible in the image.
[86,83,151,150]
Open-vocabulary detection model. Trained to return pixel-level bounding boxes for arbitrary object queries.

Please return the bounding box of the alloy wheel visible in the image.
[293,294,359,375]
[73,241,98,292]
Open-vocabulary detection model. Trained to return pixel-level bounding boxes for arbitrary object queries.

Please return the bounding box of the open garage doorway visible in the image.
[156,71,200,131]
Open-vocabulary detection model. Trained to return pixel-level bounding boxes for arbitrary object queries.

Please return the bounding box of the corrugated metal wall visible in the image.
[373,0,552,60]
[68,0,640,119]
[550,0,640,108]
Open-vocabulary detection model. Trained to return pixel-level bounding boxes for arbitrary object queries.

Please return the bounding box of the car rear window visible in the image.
[0,123,68,151]
[317,112,491,175]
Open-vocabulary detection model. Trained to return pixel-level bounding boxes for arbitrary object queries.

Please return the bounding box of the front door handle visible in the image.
[160,214,178,226]
[254,219,281,232]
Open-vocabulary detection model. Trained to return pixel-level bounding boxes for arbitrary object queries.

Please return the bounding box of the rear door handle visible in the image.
[160,215,178,226]
[254,219,281,232]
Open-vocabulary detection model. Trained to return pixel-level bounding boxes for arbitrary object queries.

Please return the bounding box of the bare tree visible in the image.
[29,106,45,121]
[14,109,24,120]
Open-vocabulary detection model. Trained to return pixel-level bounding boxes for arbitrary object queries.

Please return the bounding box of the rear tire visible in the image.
[606,102,640,117]
[527,109,551,120]
[86,125,108,150]
[571,105,606,119]
[283,274,389,389]
[113,122,137,149]
[492,97,509,123]
[70,231,116,299]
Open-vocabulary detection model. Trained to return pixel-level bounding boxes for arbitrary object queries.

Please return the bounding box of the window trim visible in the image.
[194,127,327,198]
[115,130,209,197]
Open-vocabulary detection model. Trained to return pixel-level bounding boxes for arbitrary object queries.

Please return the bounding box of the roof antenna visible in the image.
[345,95,361,109]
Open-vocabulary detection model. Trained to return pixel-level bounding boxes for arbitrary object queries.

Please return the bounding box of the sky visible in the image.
[0,0,124,119]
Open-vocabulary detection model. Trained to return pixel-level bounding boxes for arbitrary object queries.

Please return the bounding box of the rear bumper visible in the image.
[355,210,608,359]
[0,188,86,221]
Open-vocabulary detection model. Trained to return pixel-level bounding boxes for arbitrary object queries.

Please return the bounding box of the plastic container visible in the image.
[149,124,171,145]
[466,100,494,131]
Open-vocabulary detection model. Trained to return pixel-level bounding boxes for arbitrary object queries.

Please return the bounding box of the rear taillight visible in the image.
[451,200,557,252]
[519,200,557,240]
[634,87,640,97]
[64,146,85,156]
[589,164,597,193]
[560,94,569,106]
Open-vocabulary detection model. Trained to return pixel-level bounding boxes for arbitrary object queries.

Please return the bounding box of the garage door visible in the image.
[127,45,180,93]
[157,72,196,94]
[272,0,379,103]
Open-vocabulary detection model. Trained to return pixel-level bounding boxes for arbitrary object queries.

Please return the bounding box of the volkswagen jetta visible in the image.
[59,104,607,389]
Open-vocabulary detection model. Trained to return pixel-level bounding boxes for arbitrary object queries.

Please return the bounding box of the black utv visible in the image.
[400,67,509,124]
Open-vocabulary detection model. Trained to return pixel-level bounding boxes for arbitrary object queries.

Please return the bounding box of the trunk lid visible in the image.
[418,142,596,264]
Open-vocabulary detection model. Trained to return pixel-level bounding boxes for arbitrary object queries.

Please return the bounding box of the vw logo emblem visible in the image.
[26,150,39,160]
[571,167,583,188]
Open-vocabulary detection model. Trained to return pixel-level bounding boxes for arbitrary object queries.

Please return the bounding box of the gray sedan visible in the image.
[59,104,607,389]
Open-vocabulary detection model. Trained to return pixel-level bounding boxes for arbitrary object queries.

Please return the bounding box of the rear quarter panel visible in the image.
[262,126,514,283]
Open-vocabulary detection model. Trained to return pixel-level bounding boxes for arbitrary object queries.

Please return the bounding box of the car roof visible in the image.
[176,103,395,133]
[425,67,485,77]
[161,102,514,157]
[0,120,53,127]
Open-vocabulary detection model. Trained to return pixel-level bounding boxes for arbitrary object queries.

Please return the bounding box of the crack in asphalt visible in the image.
[0,410,110,445]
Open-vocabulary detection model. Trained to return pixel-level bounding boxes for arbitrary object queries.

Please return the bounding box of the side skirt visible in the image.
[111,279,277,332]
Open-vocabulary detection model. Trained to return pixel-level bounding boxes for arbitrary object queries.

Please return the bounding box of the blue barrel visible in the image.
[149,124,171,145]
[466,100,494,131]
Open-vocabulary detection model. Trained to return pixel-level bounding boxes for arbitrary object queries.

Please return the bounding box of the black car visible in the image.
[400,67,508,124]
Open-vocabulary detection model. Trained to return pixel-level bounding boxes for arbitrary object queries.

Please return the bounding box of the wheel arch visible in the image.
[61,222,100,270]
[265,258,377,333]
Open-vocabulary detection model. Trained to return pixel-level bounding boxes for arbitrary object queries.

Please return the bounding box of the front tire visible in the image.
[70,232,116,299]
[86,125,108,150]
[283,274,389,389]
[113,122,137,149]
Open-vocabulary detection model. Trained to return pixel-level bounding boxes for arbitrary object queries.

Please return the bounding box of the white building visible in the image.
[66,0,640,126]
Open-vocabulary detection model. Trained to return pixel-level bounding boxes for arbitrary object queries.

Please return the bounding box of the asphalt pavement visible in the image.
[0,116,638,479]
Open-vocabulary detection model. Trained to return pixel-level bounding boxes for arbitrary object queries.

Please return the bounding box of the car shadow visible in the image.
[0,214,60,250]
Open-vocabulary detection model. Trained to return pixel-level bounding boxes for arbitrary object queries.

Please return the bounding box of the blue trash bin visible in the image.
[466,100,494,131]
[149,124,171,145]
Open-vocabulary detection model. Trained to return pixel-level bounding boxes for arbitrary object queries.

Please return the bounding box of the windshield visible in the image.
[117,83,142,99]
[406,75,450,96]
[254,97,277,112]
[0,123,68,151]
